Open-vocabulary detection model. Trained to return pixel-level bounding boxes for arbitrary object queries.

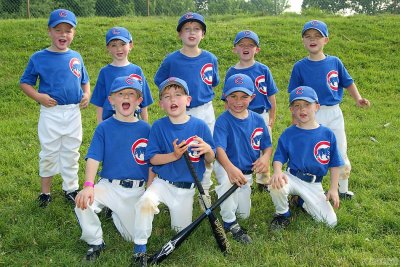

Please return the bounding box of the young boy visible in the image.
[75,76,151,261]
[132,77,215,265]
[154,12,219,198]
[268,86,343,229]
[225,30,278,193]
[20,9,90,207]
[213,74,272,244]
[288,20,370,199]
[90,26,153,123]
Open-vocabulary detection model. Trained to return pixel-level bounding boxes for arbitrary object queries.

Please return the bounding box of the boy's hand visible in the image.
[173,139,188,160]
[267,172,288,190]
[75,187,94,210]
[38,93,57,107]
[226,165,247,187]
[326,188,340,209]
[357,98,370,108]
[252,156,269,174]
[190,136,212,156]
[80,92,90,109]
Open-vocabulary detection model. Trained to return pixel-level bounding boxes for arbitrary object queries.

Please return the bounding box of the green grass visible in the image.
[1,14,400,266]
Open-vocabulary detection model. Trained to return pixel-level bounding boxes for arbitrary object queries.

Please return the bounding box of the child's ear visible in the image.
[186,96,192,107]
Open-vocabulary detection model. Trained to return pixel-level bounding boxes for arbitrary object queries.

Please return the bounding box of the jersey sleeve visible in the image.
[337,58,354,89]
[273,131,289,165]
[86,125,105,162]
[211,54,220,87]
[90,68,106,107]
[328,130,344,168]
[288,61,303,92]
[154,55,171,87]
[144,121,163,162]
[213,115,229,151]
[137,67,154,108]
[20,56,38,86]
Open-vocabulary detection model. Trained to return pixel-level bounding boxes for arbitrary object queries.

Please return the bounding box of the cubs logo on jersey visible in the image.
[69,58,81,78]
[255,75,267,95]
[128,73,143,85]
[131,138,148,165]
[186,136,201,162]
[250,128,263,150]
[314,141,330,165]
[200,63,213,85]
[327,70,339,91]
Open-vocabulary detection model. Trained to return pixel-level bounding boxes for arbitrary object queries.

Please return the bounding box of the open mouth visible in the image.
[170,104,178,111]
[122,103,131,110]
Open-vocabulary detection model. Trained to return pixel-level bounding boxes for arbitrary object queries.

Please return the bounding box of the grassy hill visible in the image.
[0,14,399,266]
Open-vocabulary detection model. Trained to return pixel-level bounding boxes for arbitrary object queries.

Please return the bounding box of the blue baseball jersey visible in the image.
[274,125,344,177]
[20,49,89,105]
[224,61,279,112]
[90,63,154,120]
[214,110,272,171]
[154,50,220,108]
[288,55,354,106]
[86,116,151,180]
[145,116,215,183]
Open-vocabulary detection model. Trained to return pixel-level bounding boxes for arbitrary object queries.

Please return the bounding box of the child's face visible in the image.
[302,29,329,55]
[290,100,320,125]
[48,23,75,52]
[107,39,133,62]
[159,86,191,118]
[233,38,260,62]
[225,91,255,118]
[178,21,205,48]
[108,88,142,121]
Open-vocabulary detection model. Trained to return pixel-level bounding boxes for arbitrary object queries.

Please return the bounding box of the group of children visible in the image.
[19,9,370,265]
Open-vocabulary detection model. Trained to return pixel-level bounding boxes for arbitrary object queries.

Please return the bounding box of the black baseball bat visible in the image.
[183,151,230,254]
[148,183,238,265]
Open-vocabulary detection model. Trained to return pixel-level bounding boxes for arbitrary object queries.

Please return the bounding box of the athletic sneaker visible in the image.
[270,214,290,230]
[84,242,105,261]
[133,252,148,267]
[226,223,252,244]
[38,193,52,207]
[339,191,354,200]
[64,190,78,205]
[256,183,270,193]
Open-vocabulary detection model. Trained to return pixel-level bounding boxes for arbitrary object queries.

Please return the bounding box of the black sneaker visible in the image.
[270,214,290,230]
[339,191,354,200]
[38,193,52,207]
[226,223,252,244]
[133,252,148,267]
[64,190,78,205]
[256,183,270,193]
[84,242,105,262]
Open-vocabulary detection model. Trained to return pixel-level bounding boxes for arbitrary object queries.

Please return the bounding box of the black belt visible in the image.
[288,168,322,183]
[252,107,267,114]
[241,170,253,175]
[158,177,194,189]
[107,179,145,188]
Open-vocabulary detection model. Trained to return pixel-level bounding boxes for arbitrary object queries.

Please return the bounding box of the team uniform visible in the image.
[90,64,153,120]
[225,62,278,184]
[133,116,215,246]
[288,55,353,181]
[269,124,344,227]
[213,110,272,223]
[154,50,219,191]
[75,116,151,244]
[20,49,89,193]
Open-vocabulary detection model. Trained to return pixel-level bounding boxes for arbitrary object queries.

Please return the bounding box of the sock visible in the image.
[223,220,236,230]
[281,210,291,218]
[338,179,349,193]
[297,197,304,208]
[134,244,146,254]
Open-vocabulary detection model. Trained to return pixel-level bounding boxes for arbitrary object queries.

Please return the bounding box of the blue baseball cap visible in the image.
[234,30,260,47]
[158,77,189,98]
[106,27,132,45]
[289,86,319,104]
[302,20,328,37]
[223,74,255,98]
[48,9,77,28]
[109,76,142,95]
[177,12,206,33]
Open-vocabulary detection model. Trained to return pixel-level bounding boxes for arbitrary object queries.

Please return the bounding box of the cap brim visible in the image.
[49,20,76,28]
[224,87,254,97]
[234,37,259,47]
[110,86,141,96]
[106,36,131,45]
[302,27,326,37]
[177,19,206,32]
[290,96,318,104]
[159,81,189,97]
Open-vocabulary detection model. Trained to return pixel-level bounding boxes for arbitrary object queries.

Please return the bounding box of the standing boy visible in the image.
[154,12,219,198]
[20,9,90,207]
[268,86,343,229]
[214,74,272,244]
[75,76,151,261]
[225,30,278,192]
[90,26,153,123]
[288,20,370,199]
[132,77,215,265]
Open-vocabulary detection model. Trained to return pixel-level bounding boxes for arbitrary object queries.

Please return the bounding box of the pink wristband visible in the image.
[84,181,94,188]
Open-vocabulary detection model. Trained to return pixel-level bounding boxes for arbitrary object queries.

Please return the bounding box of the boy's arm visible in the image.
[326,166,340,209]
[267,161,288,190]
[346,83,370,107]
[80,83,91,109]
[268,95,277,129]
[96,107,103,124]
[20,83,57,107]
[140,107,149,122]
[150,139,188,165]
[146,167,156,188]
[75,158,99,210]
[216,147,247,186]
[252,147,272,175]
